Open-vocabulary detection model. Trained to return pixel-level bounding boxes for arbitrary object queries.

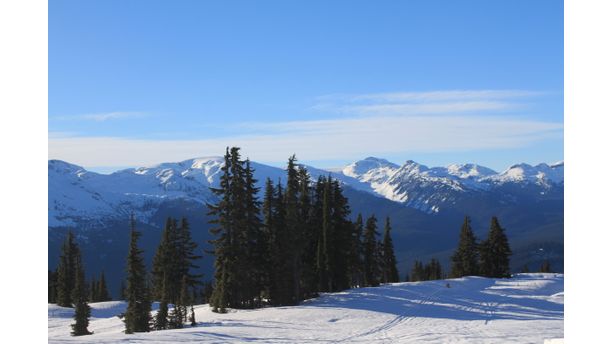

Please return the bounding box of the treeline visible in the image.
[207,147,400,312]
[406,216,515,282]
[47,253,112,307]
[50,215,204,335]
[408,258,443,282]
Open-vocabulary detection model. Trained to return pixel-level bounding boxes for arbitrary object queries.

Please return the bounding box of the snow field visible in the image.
[49,273,563,343]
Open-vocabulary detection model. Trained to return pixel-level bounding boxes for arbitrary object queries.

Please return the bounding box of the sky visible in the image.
[48,0,563,173]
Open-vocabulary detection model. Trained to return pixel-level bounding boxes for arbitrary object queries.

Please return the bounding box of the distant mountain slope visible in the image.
[339,157,563,214]
[49,156,563,226]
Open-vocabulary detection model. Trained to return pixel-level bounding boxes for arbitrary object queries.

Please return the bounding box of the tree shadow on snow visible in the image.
[306,278,563,322]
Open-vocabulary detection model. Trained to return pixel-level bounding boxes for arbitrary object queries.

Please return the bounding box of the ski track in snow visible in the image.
[48,273,563,343]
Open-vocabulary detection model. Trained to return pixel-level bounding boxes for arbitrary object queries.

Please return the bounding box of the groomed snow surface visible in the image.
[49,273,563,343]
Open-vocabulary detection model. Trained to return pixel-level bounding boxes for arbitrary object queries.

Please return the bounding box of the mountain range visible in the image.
[48,156,563,297]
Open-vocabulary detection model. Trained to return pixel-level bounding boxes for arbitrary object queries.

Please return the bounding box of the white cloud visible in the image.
[53,111,146,122]
[312,89,544,116]
[48,114,562,168]
[48,90,561,168]
[348,90,545,102]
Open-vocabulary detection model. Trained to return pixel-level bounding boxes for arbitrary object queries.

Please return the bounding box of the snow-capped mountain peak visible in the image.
[49,156,564,227]
[445,163,497,179]
[486,161,564,185]
[342,157,399,180]
[337,158,564,214]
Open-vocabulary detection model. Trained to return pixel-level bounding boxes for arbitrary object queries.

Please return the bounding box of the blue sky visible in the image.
[48,0,563,173]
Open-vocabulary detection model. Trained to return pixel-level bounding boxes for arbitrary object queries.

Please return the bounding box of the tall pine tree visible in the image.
[56,231,79,307]
[71,254,92,336]
[124,215,152,333]
[207,147,265,310]
[349,214,364,288]
[207,148,232,312]
[316,177,332,292]
[450,216,480,278]
[363,215,381,287]
[479,216,512,278]
[410,260,424,282]
[48,270,58,304]
[98,271,111,302]
[284,155,302,304]
[329,179,352,292]
[297,166,318,299]
[380,217,399,283]
[89,277,98,302]
[426,258,443,280]
[154,275,169,330]
[540,260,552,273]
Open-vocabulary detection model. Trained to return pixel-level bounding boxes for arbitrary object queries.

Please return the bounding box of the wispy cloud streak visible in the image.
[54,111,146,122]
[48,90,561,167]
[49,115,562,167]
[313,89,544,116]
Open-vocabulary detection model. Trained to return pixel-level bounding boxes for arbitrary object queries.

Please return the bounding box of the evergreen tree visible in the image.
[89,277,98,302]
[426,258,443,280]
[200,281,214,304]
[98,271,111,301]
[155,300,169,330]
[226,147,249,308]
[49,270,58,304]
[192,287,200,306]
[349,214,364,288]
[71,255,92,336]
[151,218,181,303]
[119,281,126,301]
[269,180,293,305]
[376,240,385,283]
[208,147,265,309]
[242,159,264,307]
[207,148,233,312]
[520,264,530,273]
[316,177,332,292]
[168,302,184,329]
[56,231,80,307]
[190,305,196,326]
[329,179,352,292]
[124,215,152,333]
[284,155,301,304]
[363,215,381,287]
[450,216,480,278]
[179,275,190,323]
[168,277,188,329]
[380,217,399,283]
[479,217,512,278]
[154,277,169,331]
[297,166,318,299]
[261,178,276,303]
[411,260,424,282]
[176,218,203,296]
[540,260,552,273]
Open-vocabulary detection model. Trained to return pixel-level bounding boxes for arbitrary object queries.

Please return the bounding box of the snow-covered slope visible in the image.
[49,158,226,227]
[48,273,564,343]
